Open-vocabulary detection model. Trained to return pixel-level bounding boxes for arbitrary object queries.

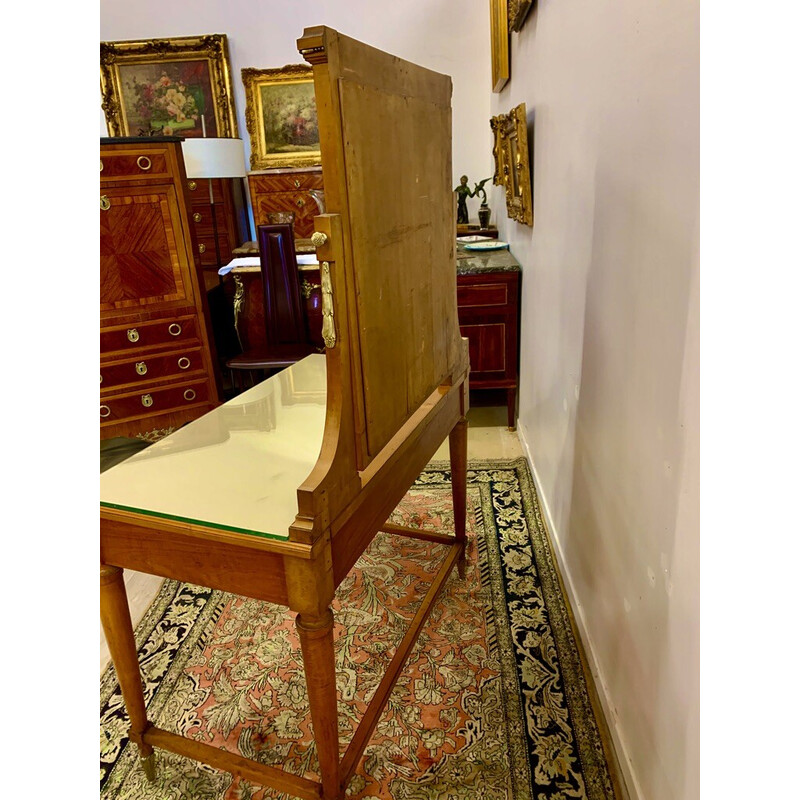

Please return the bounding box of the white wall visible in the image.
[100,0,493,223]
[491,2,699,799]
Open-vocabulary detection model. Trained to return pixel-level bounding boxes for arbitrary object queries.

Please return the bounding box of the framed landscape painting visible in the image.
[242,64,321,170]
[100,34,238,138]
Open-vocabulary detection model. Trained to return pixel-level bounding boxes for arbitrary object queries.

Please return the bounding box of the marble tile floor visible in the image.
[100,404,524,673]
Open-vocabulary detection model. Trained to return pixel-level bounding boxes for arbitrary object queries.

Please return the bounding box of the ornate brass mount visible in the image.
[321,262,336,349]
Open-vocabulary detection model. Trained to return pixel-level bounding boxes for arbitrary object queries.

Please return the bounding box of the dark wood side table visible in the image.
[225,243,522,428]
[456,246,522,429]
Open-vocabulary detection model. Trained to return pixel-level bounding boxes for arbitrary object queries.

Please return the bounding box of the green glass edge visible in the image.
[99,502,288,542]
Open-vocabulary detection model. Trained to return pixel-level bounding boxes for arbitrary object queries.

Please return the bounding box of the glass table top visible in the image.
[100,354,328,540]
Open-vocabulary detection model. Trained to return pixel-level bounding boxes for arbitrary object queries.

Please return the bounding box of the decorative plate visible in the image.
[463,240,509,251]
[458,235,494,243]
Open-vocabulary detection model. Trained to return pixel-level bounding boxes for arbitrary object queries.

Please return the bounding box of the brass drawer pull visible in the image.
[168,323,182,336]
[198,243,206,254]
[141,394,154,408]
[294,179,301,188]
[100,160,104,172]
[177,357,191,370]
[193,212,202,223]
[183,389,197,401]
[296,197,305,208]
[127,328,140,343]
[135,361,147,376]
[100,405,111,418]
[188,180,197,191]
[100,195,111,211]
[137,155,152,171]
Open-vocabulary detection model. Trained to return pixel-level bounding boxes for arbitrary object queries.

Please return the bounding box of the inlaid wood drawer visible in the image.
[248,169,324,239]
[100,148,173,182]
[185,177,226,197]
[249,172,324,193]
[101,347,205,392]
[100,315,199,356]
[456,282,509,308]
[195,234,234,268]
[100,379,210,424]
[188,203,232,236]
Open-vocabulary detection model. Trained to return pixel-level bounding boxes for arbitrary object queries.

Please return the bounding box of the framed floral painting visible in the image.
[100,34,238,138]
[242,64,321,170]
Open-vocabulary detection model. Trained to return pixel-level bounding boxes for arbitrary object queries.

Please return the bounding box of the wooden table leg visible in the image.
[100,564,156,781]
[449,416,468,578]
[297,608,341,799]
[507,387,517,430]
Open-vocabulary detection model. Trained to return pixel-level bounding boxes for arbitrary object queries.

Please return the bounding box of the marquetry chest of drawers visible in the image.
[185,177,246,292]
[248,167,324,239]
[100,137,221,440]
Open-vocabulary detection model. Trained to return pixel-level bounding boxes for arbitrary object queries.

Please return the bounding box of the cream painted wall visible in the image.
[491,1,699,799]
[100,0,493,223]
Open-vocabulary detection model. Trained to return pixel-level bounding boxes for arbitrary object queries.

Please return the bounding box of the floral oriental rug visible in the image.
[100,458,620,800]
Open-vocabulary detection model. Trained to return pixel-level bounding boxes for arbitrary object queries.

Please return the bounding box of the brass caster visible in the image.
[140,752,157,783]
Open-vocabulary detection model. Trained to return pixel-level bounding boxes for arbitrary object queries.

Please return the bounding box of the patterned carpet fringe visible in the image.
[100,457,620,800]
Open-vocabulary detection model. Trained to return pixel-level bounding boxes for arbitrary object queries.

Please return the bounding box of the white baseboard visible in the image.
[515,421,643,800]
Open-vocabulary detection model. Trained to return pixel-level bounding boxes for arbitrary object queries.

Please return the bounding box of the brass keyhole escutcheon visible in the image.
[135,361,148,376]
[141,394,153,408]
[296,197,305,208]
[198,244,206,254]
[294,179,301,188]
[127,328,140,343]
[188,181,197,191]
[137,155,152,171]
[100,195,111,211]
[193,212,202,223]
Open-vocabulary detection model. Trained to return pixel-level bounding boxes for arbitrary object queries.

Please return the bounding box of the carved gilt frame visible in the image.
[491,103,533,227]
[242,64,321,170]
[100,34,238,138]
[490,0,510,93]
[508,0,534,32]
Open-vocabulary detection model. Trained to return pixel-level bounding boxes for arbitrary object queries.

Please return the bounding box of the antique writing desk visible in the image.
[100,26,470,800]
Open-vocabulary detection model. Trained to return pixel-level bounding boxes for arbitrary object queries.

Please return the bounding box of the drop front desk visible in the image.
[100,26,470,800]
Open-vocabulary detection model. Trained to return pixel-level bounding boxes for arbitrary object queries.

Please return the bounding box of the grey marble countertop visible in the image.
[456,245,521,275]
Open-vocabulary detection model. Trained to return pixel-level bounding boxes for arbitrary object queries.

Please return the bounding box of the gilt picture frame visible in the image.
[490,0,510,93]
[100,34,238,138]
[491,103,533,226]
[242,64,321,170]
[508,0,534,32]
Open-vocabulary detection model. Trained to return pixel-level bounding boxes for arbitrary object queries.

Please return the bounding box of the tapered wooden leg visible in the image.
[297,609,340,799]
[100,564,156,781]
[507,387,517,430]
[449,416,468,578]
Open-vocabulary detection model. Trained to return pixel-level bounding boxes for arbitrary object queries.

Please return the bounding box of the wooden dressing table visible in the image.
[100,26,470,800]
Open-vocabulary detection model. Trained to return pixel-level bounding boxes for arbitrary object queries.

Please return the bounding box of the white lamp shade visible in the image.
[181,138,247,179]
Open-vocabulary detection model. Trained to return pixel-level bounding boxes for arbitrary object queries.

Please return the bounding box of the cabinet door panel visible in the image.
[459,322,506,374]
[100,185,193,311]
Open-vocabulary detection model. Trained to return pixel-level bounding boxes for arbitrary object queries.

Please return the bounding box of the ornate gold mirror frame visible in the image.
[491,102,533,227]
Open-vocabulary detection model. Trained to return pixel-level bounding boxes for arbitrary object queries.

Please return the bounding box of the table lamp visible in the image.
[181,137,247,276]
